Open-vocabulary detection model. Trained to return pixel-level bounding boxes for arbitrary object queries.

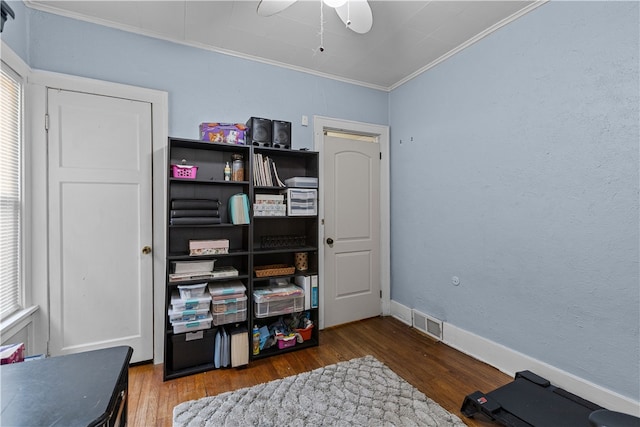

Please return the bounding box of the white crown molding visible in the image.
[22,0,389,92]
[388,0,549,91]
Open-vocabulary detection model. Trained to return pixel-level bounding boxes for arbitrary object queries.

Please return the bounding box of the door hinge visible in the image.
[45,114,49,131]
[379,152,382,160]
[380,290,382,298]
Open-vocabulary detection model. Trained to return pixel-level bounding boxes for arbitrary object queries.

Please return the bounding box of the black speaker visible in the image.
[246,117,272,147]
[272,120,291,149]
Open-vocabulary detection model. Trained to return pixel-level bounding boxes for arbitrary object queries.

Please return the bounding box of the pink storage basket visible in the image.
[171,164,198,179]
[277,336,296,350]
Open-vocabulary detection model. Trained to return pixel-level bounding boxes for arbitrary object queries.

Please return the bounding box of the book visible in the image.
[295,275,311,310]
[229,324,249,367]
[229,193,250,225]
[170,209,220,218]
[171,199,220,210]
[311,274,318,308]
[221,327,229,368]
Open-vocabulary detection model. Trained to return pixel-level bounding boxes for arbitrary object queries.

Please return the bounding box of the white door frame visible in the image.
[28,70,168,363]
[313,116,390,329]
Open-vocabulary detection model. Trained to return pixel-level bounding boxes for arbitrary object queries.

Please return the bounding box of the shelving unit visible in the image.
[164,137,319,380]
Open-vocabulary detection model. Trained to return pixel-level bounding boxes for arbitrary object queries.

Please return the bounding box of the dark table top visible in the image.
[1,346,133,427]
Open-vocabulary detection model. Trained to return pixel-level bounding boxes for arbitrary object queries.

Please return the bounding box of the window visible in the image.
[0,61,23,320]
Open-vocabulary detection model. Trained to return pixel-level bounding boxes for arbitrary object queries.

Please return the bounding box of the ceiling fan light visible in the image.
[323,0,347,8]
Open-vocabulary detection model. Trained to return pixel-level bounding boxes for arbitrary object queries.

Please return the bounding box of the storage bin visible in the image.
[177,283,207,299]
[171,291,211,311]
[253,284,305,318]
[212,296,247,314]
[189,239,229,256]
[208,281,246,297]
[168,307,210,322]
[285,177,318,188]
[277,335,296,349]
[171,164,198,179]
[285,188,317,216]
[295,325,314,341]
[171,328,215,371]
[212,308,247,326]
[171,314,213,334]
[254,296,304,318]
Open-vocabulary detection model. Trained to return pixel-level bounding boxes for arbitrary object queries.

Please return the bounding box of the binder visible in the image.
[221,327,229,367]
[229,193,250,225]
[295,275,311,310]
[214,329,222,368]
[229,325,249,367]
[311,275,318,308]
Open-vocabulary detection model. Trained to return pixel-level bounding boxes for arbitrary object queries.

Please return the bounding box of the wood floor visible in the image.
[128,316,511,426]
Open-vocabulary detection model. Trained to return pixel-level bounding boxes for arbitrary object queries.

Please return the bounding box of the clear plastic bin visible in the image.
[168,307,210,322]
[212,296,247,314]
[254,296,304,318]
[171,315,212,334]
[177,283,208,299]
[171,291,211,311]
[212,308,247,326]
[208,281,246,297]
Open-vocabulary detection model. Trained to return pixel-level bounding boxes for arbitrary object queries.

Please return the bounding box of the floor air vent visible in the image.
[412,310,443,341]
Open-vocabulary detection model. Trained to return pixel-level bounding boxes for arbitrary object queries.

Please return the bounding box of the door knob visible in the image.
[326,238,334,245]
[142,246,152,255]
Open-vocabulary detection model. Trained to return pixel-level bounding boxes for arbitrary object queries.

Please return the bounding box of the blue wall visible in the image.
[3,0,639,403]
[12,7,388,144]
[390,1,639,400]
[1,1,29,60]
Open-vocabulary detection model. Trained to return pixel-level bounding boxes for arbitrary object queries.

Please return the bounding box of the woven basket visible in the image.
[254,264,295,277]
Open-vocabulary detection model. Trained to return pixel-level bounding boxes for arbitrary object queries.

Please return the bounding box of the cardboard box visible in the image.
[0,343,25,364]
[199,123,247,145]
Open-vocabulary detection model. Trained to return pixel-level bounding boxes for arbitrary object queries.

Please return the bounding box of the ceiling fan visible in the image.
[257,0,373,34]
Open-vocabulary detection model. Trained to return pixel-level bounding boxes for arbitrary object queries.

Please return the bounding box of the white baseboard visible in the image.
[390,300,412,326]
[389,300,640,416]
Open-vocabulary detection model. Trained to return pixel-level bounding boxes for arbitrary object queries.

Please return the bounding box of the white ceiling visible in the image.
[25,0,543,90]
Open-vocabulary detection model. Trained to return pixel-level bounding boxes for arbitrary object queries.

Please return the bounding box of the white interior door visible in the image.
[47,88,153,363]
[323,133,381,328]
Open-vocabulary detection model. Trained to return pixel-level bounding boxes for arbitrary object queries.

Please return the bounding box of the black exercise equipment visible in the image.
[461,370,640,427]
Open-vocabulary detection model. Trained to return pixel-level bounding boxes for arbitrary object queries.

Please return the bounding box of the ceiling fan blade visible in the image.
[334,0,373,34]
[257,0,298,17]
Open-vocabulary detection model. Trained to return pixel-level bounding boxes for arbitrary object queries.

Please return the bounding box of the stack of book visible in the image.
[170,199,221,225]
[252,153,285,187]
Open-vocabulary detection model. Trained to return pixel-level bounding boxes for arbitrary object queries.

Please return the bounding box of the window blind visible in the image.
[0,62,23,319]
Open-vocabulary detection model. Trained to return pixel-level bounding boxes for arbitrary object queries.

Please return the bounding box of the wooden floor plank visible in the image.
[129,316,510,426]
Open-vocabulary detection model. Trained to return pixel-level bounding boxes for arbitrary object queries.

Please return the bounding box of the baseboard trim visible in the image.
[390,300,412,326]
[389,300,640,416]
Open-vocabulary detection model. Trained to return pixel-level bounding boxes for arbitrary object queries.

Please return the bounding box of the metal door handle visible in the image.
[326,238,334,245]
[142,246,152,255]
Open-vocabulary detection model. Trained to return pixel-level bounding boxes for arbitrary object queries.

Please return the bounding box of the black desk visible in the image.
[1,346,132,427]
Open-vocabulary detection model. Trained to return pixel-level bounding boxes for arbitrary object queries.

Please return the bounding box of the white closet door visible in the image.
[47,88,153,363]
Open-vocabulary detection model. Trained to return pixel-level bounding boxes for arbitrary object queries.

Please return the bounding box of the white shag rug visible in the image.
[173,355,466,427]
